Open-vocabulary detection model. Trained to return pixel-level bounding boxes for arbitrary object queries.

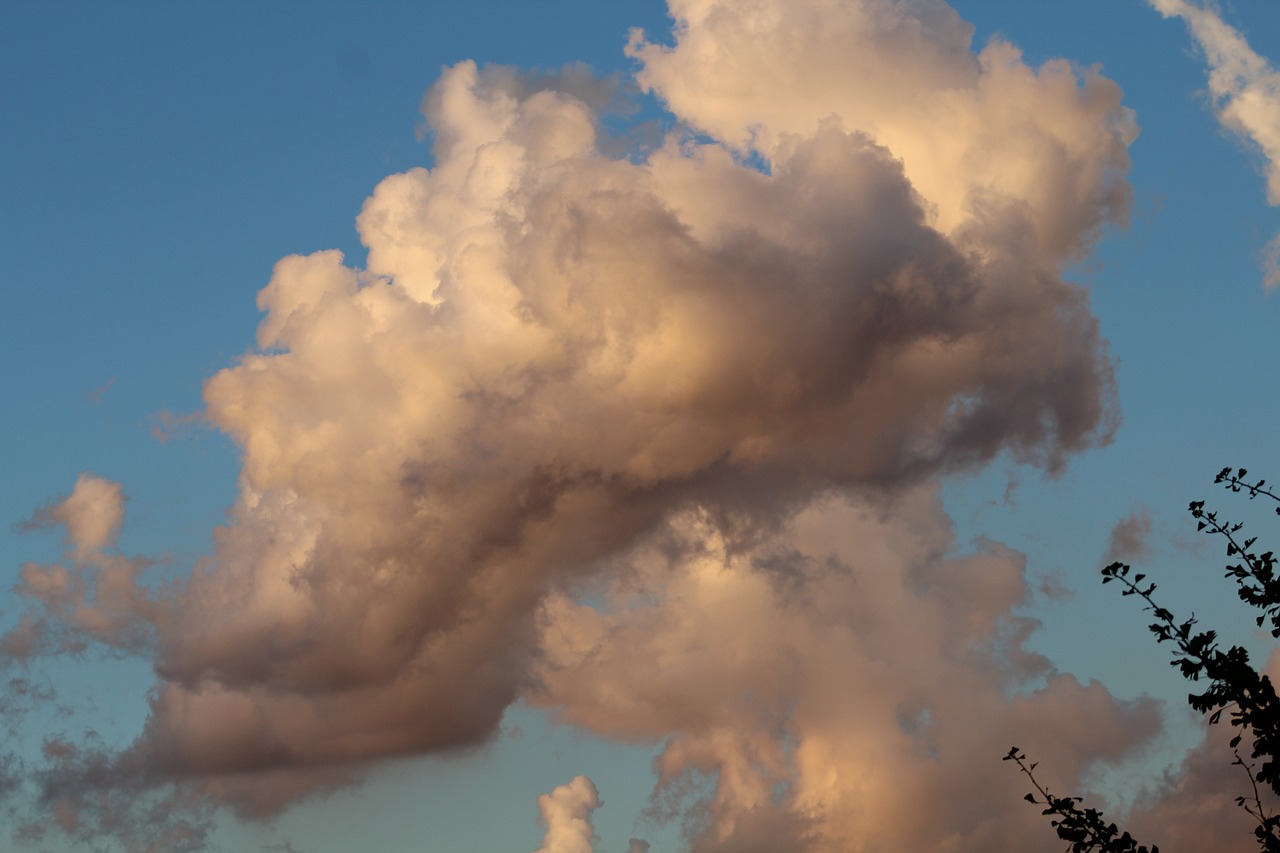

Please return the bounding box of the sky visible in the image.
[2,1,1280,851]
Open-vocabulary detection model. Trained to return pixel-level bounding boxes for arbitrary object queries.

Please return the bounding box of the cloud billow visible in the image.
[4,1,1151,849]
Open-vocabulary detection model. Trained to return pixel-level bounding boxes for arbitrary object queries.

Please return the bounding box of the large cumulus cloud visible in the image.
[4,0,1151,849]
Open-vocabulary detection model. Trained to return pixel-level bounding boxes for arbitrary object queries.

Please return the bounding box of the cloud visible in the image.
[86,377,115,406]
[150,409,206,443]
[1105,508,1154,564]
[6,476,159,659]
[1148,0,1280,288]
[534,776,602,853]
[18,474,126,562]
[629,0,1136,262]
[532,488,1160,851]
[4,0,1145,848]
[1128,709,1280,853]
[1264,232,1280,291]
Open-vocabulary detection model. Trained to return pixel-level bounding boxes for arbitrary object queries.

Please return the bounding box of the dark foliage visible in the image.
[1011,468,1280,852]
[1004,747,1157,852]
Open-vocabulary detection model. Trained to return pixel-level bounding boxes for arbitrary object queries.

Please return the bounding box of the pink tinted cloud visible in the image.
[4,1,1159,849]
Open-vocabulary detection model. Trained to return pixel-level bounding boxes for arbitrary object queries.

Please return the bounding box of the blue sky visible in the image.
[2,2,1280,851]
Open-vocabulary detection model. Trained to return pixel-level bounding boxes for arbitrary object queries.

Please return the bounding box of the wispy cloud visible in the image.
[16,474,126,562]
[1149,0,1280,288]
[1105,508,1154,564]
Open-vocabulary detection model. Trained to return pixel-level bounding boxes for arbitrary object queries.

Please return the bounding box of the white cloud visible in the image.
[532,488,1159,851]
[4,1,1149,848]
[534,776,602,853]
[630,0,1137,261]
[1148,0,1280,288]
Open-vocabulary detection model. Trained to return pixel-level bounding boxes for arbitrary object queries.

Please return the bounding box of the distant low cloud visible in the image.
[1105,508,1154,564]
[1265,233,1280,291]
[1148,0,1280,289]
[1128,708,1280,853]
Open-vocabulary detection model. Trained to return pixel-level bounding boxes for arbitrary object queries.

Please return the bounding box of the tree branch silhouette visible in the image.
[1011,468,1280,852]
